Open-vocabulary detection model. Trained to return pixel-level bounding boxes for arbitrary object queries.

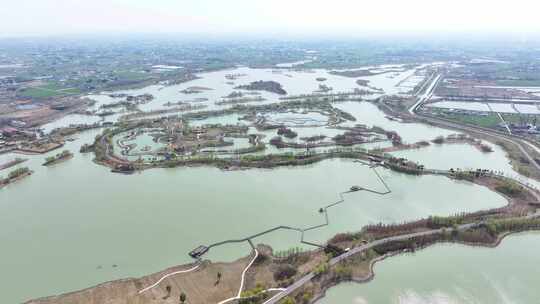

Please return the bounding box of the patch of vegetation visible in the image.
[235,80,287,95]
[18,82,81,98]
[239,284,270,304]
[443,113,501,128]
[281,297,296,304]
[484,218,540,235]
[1,167,31,185]
[313,262,330,276]
[273,264,297,281]
[18,87,62,98]
[114,70,149,81]
[496,80,540,87]
[427,215,467,229]
[494,180,524,197]
[8,167,30,179]
[332,264,353,280]
[480,144,493,152]
[431,136,445,144]
[449,169,476,182]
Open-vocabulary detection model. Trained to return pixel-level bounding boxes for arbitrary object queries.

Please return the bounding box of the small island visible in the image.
[0,167,32,189]
[235,80,287,95]
[43,150,74,166]
[180,86,213,94]
[277,127,298,139]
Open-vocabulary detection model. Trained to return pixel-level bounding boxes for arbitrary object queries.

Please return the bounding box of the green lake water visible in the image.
[1,66,537,303]
[318,233,540,304]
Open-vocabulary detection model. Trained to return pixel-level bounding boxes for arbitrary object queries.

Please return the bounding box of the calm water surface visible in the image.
[318,233,540,304]
[0,66,535,303]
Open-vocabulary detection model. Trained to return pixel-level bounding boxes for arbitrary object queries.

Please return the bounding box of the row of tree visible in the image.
[1,167,31,184]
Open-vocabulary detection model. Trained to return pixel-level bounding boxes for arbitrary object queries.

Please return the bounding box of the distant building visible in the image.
[1,127,18,137]
[9,120,26,128]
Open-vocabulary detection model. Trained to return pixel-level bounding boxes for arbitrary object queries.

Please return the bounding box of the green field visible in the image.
[443,113,501,128]
[495,80,540,87]
[440,112,540,129]
[17,83,81,99]
[114,71,149,81]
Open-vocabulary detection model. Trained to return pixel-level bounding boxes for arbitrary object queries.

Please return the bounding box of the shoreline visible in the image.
[309,230,537,304]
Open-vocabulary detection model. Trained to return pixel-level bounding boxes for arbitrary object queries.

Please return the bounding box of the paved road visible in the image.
[408,74,441,114]
[408,73,540,173]
[263,222,478,304]
[486,103,512,135]
[264,208,540,304]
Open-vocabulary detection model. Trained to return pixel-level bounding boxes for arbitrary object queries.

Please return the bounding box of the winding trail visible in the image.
[138,263,201,294]
[216,248,259,304]
[237,247,258,298]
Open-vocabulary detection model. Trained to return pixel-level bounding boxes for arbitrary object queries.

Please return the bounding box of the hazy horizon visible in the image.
[2,0,540,38]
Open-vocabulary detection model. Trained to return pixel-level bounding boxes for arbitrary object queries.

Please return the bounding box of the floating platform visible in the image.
[189,245,209,259]
[350,185,362,192]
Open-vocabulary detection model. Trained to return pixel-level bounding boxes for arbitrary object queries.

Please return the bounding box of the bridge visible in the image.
[188,161,391,260]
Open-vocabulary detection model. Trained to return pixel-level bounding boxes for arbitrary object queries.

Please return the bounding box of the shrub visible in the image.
[480,144,493,152]
[273,264,297,281]
[495,180,523,197]
[432,136,444,144]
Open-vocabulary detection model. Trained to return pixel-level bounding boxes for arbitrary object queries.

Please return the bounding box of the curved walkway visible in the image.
[216,248,259,304]
[237,248,258,297]
[138,263,201,294]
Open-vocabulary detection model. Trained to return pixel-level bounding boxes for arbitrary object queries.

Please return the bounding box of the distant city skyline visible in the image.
[1,0,540,37]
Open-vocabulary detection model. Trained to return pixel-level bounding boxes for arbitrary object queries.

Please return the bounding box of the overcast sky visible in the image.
[1,0,539,37]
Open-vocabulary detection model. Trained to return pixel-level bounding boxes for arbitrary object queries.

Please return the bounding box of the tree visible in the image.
[162,285,172,300]
[180,292,186,304]
[282,297,296,304]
